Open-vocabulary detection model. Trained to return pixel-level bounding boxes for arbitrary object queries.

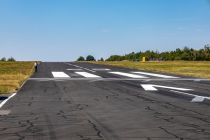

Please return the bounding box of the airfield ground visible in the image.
[0,62,210,139]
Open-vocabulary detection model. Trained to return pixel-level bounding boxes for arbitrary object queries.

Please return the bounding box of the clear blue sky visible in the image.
[0,0,210,61]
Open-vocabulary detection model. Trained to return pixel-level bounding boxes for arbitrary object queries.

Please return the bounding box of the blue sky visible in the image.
[0,0,210,61]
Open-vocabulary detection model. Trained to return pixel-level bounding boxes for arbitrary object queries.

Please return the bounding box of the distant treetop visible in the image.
[86,55,95,61]
[77,56,85,61]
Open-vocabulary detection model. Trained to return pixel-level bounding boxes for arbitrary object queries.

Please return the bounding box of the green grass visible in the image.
[89,61,210,78]
[0,62,34,94]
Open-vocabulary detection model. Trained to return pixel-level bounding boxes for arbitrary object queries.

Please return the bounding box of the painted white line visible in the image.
[52,72,70,78]
[75,72,101,78]
[92,68,110,71]
[109,72,148,78]
[192,96,205,102]
[65,63,96,72]
[0,93,17,108]
[133,71,178,78]
[170,90,210,102]
[141,84,193,91]
[0,110,11,115]
[66,69,82,71]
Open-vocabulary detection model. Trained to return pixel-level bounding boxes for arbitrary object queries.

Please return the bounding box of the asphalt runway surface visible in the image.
[0,62,210,140]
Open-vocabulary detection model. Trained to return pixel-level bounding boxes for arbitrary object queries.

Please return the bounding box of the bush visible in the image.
[86,55,95,61]
[77,56,85,61]
[99,57,104,61]
[1,57,6,61]
[7,57,16,62]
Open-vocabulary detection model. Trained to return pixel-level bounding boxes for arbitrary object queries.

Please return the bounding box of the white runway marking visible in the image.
[75,72,101,78]
[0,93,17,108]
[64,63,96,72]
[66,69,82,71]
[0,110,11,115]
[141,84,193,91]
[109,72,148,78]
[133,71,178,78]
[52,72,70,78]
[170,90,210,102]
[92,68,110,71]
[191,96,206,102]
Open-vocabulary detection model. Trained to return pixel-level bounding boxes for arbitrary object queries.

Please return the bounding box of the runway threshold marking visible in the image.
[133,72,178,78]
[0,93,17,108]
[75,72,101,78]
[64,63,96,72]
[52,72,70,78]
[109,72,148,78]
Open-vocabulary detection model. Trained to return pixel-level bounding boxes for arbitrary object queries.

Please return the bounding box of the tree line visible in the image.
[106,44,210,61]
[77,55,104,61]
[0,57,16,62]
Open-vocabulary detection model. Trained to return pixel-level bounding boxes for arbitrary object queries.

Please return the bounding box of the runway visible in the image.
[0,62,210,140]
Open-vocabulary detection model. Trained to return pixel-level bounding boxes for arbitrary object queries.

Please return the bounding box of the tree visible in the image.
[86,55,95,61]
[7,57,16,62]
[105,45,210,61]
[77,56,85,61]
[99,57,104,61]
[1,57,6,61]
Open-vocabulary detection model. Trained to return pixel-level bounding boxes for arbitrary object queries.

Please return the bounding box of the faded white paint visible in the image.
[92,68,111,71]
[170,90,210,102]
[66,69,82,71]
[65,63,96,72]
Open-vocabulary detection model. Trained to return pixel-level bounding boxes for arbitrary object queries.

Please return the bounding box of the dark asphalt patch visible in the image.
[0,96,8,100]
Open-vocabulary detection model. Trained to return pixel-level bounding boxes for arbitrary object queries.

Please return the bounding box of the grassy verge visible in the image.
[0,62,34,94]
[89,61,210,78]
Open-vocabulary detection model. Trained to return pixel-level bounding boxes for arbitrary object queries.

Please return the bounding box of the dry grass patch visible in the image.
[0,62,34,94]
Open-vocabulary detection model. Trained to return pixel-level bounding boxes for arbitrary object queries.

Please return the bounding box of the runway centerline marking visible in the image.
[109,72,148,78]
[52,72,70,78]
[0,93,17,108]
[75,72,101,78]
[64,63,96,72]
[133,71,178,78]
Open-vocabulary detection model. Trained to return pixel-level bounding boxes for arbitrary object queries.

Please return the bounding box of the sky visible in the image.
[0,0,210,61]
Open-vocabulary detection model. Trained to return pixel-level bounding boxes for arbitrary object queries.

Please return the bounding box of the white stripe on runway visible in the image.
[64,63,96,72]
[0,93,16,108]
[52,72,70,78]
[132,71,178,78]
[92,68,110,71]
[66,69,82,71]
[75,72,101,78]
[109,72,148,78]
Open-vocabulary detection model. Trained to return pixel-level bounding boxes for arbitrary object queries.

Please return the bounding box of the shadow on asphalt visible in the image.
[0,96,8,100]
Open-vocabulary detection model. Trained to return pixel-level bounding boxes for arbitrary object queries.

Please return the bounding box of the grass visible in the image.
[0,62,34,94]
[89,61,210,78]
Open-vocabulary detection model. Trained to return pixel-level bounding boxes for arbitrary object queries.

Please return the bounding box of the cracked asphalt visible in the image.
[0,62,210,140]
